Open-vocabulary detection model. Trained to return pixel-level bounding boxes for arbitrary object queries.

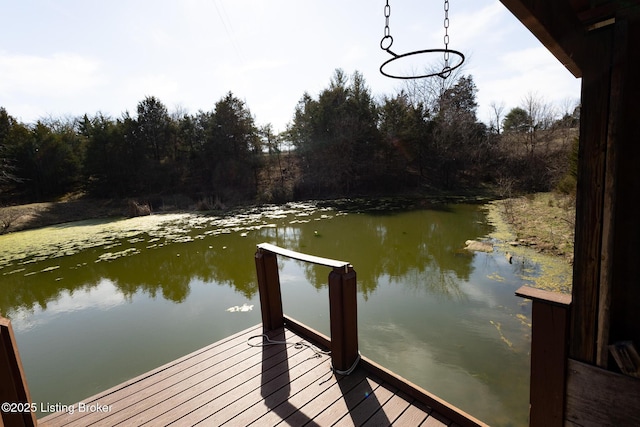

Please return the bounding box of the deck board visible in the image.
[331,379,397,426]
[361,391,413,426]
[392,400,431,426]
[38,324,487,427]
[268,369,369,426]
[39,324,262,427]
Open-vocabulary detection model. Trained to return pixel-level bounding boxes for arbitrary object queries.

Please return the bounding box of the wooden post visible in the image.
[328,266,358,373]
[254,243,356,372]
[255,249,284,332]
[570,23,613,365]
[1,316,37,427]
[516,286,571,427]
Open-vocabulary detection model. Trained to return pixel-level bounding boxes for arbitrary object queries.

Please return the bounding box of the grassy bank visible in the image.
[490,193,575,263]
[0,198,127,234]
[487,192,575,293]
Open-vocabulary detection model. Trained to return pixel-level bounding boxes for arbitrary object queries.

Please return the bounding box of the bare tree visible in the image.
[401,60,466,113]
[499,93,572,191]
[556,97,580,148]
[489,101,505,135]
[520,92,558,155]
[558,97,579,122]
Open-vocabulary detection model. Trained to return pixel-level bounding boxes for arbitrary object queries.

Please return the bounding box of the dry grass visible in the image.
[0,199,127,234]
[495,192,576,263]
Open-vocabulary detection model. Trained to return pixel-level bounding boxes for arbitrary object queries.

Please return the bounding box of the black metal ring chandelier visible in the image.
[379,0,465,80]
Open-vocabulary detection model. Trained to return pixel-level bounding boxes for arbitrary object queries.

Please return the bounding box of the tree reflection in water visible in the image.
[0,199,540,427]
[0,200,494,315]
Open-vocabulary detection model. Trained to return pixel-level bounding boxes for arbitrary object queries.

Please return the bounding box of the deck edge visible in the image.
[283,317,490,427]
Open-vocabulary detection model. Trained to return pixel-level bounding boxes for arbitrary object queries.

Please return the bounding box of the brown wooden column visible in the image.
[255,249,284,332]
[572,8,640,368]
[328,266,358,373]
[570,24,613,364]
[1,316,37,427]
[607,9,640,365]
[516,286,571,427]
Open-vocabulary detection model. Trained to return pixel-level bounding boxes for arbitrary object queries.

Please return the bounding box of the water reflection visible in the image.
[1,201,491,316]
[0,200,538,426]
[264,203,490,301]
[8,279,126,333]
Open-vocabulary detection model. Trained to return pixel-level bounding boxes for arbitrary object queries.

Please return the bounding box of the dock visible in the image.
[3,243,488,427]
[37,321,485,426]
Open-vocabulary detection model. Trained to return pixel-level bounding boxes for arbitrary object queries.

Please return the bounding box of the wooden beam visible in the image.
[0,317,37,427]
[570,24,614,363]
[578,3,618,28]
[608,7,640,357]
[595,7,631,368]
[499,0,586,77]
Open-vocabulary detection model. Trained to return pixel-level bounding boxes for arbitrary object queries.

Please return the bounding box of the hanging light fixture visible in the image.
[380,0,465,79]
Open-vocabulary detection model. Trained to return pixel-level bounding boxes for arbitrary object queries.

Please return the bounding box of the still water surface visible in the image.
[1,200,546,426]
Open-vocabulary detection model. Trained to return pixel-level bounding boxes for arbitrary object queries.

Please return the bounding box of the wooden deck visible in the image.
[38,322,487,427]
[35,244,487,427]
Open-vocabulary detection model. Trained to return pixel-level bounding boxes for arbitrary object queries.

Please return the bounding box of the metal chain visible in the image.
[443,0,450,67]
[379,0,463,79]
[380,0,393,51]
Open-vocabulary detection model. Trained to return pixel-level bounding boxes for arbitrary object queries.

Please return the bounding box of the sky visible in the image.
[1,0,581,133]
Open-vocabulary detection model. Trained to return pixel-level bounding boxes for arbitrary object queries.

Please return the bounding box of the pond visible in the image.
[0,199,569,426]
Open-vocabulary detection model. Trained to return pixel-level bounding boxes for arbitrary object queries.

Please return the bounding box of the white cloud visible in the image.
[501,47,561,74]
[454,1,508,48]
[121,73,181,101]
[8,279,126,333]
[0,52,105,98]
[496,47,579,105]
[0,0,582,129]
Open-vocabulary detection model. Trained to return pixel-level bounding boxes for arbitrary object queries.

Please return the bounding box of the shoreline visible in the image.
[0,198,129,234]
[1,192,495,235]
[2,194,577,268]
[488,193,575,264]
[486,193,575,293]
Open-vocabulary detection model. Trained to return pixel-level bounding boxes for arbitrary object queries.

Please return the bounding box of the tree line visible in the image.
[0,69,579,206]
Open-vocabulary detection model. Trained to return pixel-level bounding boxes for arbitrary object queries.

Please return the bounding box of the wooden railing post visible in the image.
[255,249,284,332]
[1,316,37,427]
[328,266,359,373]
[516,286,571,427]
[254,243,358,373]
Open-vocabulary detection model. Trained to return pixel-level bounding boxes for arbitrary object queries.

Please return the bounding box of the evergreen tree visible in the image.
[430,75,486,187]
[288,69,381,196]
[137,96,170,162]
[378,92,431,187]
[200,92,261,200]
[0,108,19,187]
